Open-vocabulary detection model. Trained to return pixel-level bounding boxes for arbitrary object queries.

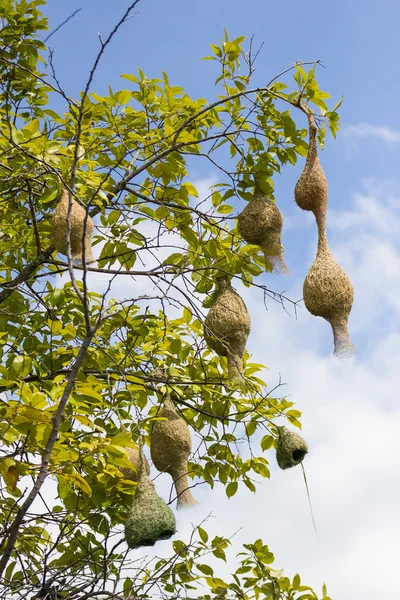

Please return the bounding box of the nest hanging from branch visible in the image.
[294,112,355,357]
[294,115,328,236]
[204,279,251,386]
[276,426,308,470]
[303,241,355,357]
[238,185,288,274]
[51,188,95,264]
[124,449,176,549]
[150,393,197,509]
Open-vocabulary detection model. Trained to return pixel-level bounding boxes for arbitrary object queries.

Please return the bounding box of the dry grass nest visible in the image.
[294,120,328,230]
[124,453,176,549]
[151,395,197,509]
[276,426,308,470]
[204,280,251,385]
[303,246,355,357]
[51,188,95,263]
[238,190,288,274]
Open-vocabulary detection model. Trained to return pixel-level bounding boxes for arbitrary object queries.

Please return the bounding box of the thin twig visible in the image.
[43,8,82,43]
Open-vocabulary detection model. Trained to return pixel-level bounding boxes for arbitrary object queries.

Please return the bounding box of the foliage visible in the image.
[0,1,339,598]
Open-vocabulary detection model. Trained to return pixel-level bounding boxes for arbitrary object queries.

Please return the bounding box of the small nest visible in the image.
[294,117,328,234]
[204,280,251,386]
[238,189,288,275]
[276,426,308,470]
[303,245,355,357]
[119,447,150,482]
[150,394,197,510]
[51,188,95,264]
[124,451,176,549]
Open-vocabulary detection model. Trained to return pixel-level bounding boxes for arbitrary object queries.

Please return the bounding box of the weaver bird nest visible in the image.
[151,394,197,509]
[204,280,251,386]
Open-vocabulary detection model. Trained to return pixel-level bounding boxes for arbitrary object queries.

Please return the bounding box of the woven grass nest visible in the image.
[51,188,95,263]
[204,279,251,386]
[119,446,150,482]
[238,186,288,275]
[276,426,308,470]
[150,394,197,510]
[303,242,355,357]
[294,116,328,234]
[124,450,176,549]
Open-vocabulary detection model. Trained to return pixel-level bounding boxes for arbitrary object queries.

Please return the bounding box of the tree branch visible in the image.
[0,328,96,577]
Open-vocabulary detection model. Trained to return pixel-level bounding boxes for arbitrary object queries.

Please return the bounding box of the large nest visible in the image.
[124,451,176,549]
[276,426,308,470]
[51,188,95,263]
[151,394,197,509]
[204,280,251,386]
[303,245,355,357]
[238,189,288,275]
[119,446,150,482]
[294,117,328,235]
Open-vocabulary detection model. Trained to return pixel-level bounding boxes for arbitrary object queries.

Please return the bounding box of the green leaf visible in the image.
[198,527,209,543]
[261,435,274,452]
[110,430,131,446]
[226,481,238,498]
[210,44,222,57]
[115,90,131,105]
[121,73,139,83]
[183,307,192,323]
[40,187,59,204]
[245,420,257,437]
[197,564,214,576]
[10,356,32,378]
[332,95,344,112]
[217,204,233,214]
[65,473,92,496]
[123,577,134,596]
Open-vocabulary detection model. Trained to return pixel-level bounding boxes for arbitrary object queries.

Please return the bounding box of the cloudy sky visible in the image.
[44,1,400,598]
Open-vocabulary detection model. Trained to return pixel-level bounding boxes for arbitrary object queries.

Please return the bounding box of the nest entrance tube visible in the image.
[124,447,176,549]
[276,426,308,470]
[238,186,288,275]
[150,394,197,510]
[227,351,244,386]
[330,317,355,358]
[51,188,96,264]
[204,279,251,387]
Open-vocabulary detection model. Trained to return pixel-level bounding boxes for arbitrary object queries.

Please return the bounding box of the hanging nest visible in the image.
[119,446,150,482]
[150,393,197,510]
[238,187,288,275]
[204,280,251,385]
[294,115,328,235]
[51,188,95,263]
[276,426,308,470]
[124,450,176,549]
[303,243,355,357]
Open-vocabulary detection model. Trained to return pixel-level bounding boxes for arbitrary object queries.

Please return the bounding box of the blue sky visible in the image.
[40,2,400,598]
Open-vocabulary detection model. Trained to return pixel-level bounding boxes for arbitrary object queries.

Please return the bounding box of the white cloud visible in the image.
[343,123,400,144]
